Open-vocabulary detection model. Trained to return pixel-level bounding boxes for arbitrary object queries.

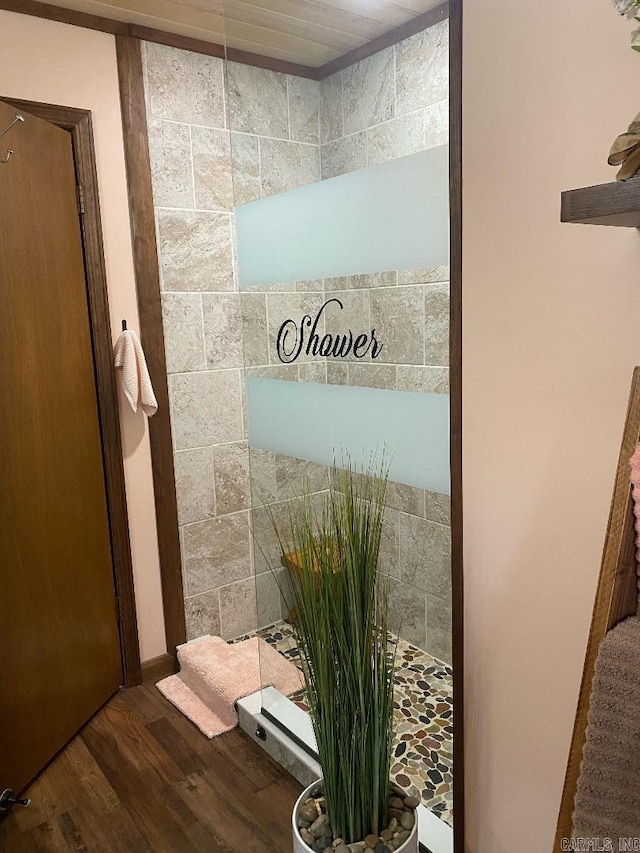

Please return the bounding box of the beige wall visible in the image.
[463,1,640,850]
[0,11,166,662]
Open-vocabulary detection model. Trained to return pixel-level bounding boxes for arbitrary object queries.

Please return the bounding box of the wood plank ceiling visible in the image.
[33,0,445,67]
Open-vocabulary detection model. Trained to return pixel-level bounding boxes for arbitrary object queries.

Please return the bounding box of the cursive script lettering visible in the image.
[276,298,384,364]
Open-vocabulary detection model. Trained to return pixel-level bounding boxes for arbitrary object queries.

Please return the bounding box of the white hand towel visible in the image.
[114,329,158,417]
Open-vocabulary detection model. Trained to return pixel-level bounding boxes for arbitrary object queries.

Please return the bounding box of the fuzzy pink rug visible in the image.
[156,636,303,738]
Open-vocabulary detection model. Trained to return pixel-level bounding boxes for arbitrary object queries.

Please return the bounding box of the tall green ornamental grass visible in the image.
[270,461,396,844]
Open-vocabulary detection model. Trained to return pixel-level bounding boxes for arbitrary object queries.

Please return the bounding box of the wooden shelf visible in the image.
[561,176,640,226]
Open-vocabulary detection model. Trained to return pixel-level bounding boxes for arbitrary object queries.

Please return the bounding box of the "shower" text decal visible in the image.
[275,298,384,364]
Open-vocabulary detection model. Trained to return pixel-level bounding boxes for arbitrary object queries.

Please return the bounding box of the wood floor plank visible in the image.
[120,681,173,724]
[146,716,208,777]
[174,771,275,853]
[29,817,72,852]
[57,811,89,852]
[30,735,153,853]
[0,684,303,852]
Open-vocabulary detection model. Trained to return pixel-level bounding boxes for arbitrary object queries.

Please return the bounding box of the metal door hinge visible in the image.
[76,182,85,215]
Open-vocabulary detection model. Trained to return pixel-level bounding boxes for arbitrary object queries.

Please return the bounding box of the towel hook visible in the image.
[122,319,127,331]
[0,114,24,165]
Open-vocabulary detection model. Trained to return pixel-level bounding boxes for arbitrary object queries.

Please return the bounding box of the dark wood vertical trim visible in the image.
[3,96,142,687]
[448,1,464,851]
[115,36,187,658]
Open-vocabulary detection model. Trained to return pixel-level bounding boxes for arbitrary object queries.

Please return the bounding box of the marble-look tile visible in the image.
[395,20,449,115]
[319,72,343,143]
[298,362,327,383]
[250,499,296,575]
[191,126,233,212]
[170,370,243,450]
[275,454,328,501]
[288,76,320,144]
[226,62,288,138]
[212,441,250,514]
[219,577,257,639]
[388,583,427,649]
[161,292,205,374]
[148,120,193,208]
[259,138,320,197]
[202,293,242,369]
[397,366,449,394]
[424,491,451,526]
[295,279,324,292]
[367,112,425,167]
[248,447,278,505]
[324,271,397,290]
[399,515,451,599]
[267,292,325,363]
[424,283,450,366]
[183,511,252,596]
[323,289,369,362]
[342,48,394,135]
[426,593,452,664]
[379,506,400,579]
[385,481,425,517]
[398,266,450,285]
[348,363,396,390]
[184,590,220,641]
[326,362,349,385]
[158,210,234,292]
[240,293,269,367]
[370,286,424,364]
[240,280,296,293]
[424,99,449,149]
[174,447,215,525]
[256,571,284,628]
[245,364,298,381]
[321,133,367,180]
[144,43,226,127]
[230,133,261,205]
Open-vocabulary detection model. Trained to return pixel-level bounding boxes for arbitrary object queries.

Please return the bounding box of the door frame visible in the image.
[2,96,142,687]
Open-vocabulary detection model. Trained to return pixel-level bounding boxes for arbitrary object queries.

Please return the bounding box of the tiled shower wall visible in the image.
[142,19,452,663]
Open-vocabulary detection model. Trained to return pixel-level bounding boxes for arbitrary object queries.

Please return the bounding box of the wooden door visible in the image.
[0,100,123,794]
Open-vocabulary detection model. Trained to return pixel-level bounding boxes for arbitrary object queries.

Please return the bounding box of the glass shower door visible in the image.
[223,15,452,826]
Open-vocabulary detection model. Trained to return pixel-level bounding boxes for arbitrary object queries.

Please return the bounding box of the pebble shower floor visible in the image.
[239,621,453,826]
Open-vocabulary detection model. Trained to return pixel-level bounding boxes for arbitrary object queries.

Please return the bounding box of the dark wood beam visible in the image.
[316,2,449,79]
[115,35,187,659]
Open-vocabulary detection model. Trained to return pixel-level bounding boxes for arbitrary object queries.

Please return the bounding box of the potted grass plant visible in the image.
[271,462,419,853]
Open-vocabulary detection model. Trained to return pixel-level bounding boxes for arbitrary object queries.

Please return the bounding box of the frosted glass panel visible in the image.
[235,146,449,287]
[245,376,450,495]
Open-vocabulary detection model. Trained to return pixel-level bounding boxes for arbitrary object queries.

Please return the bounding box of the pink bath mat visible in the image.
[156,635,303,738]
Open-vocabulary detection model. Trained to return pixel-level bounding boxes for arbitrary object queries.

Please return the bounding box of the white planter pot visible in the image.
[292,780,419,853]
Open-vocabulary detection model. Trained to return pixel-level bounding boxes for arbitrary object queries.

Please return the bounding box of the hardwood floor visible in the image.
[0,684,302,852]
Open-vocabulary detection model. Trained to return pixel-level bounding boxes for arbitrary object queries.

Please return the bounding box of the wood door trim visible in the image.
[141,652,177,683]
[553,367,640,850]
[115,36,187,658]
[3,95,142,687]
